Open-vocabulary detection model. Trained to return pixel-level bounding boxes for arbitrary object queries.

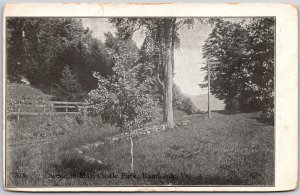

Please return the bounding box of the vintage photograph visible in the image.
[5,16,276,188]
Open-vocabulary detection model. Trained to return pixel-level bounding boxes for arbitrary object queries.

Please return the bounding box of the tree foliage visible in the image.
[173,84,197,114]
[108,18,175,127]
[88,36,155,131]
[202,18,274,120]
[7,18,113,94]
[55,66,84,101]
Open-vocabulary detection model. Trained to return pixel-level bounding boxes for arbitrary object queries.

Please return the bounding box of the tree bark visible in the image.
[163,18,175,129]
[156,20,167,122]
[171,19,176,76]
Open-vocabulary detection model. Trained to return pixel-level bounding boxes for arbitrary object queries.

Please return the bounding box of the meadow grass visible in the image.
[6,111,274,186]
[7,83,52,101]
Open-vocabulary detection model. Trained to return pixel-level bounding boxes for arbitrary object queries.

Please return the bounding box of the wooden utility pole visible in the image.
[207,60,211,120]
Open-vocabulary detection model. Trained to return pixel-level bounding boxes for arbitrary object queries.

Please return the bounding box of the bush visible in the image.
[173,84,197,114]
[87,50,155,131]
[224,97,240,112]
[55,66,84,101]
[259,93,274,124]
[260,107,274,124]
[181,97,198,114]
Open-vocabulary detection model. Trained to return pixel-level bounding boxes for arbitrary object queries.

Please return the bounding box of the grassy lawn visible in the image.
[6,111,274,187]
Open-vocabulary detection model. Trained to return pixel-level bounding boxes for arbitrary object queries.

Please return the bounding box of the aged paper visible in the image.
[2,3,298,192]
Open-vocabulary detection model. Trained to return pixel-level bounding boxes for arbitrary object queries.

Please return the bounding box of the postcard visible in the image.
[2,3,298,192]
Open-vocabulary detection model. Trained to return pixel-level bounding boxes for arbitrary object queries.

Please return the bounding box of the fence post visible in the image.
[17,107,20,121]
[83,106,88,125]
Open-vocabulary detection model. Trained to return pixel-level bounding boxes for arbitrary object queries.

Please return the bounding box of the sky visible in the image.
[174,21,211,95]
[82,18,212,96]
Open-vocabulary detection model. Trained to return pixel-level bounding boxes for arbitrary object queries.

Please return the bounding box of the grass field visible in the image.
[7,83,52,101]
[6,110,274,186]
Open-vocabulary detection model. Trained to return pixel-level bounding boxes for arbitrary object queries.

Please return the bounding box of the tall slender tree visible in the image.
[162,18,175,128]
[109,18,197,128]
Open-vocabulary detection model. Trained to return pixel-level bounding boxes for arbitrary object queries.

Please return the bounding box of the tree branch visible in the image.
[155,76,164,88]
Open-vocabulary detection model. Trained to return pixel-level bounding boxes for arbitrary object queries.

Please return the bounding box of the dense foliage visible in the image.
[109,18,196,128]
[173,84,197,114]
[7,18,113,95]
[202,18,274,121]
[88,35,155,131]
[55,66,84,101]
[138,24,198,115]
[7,17,275,126]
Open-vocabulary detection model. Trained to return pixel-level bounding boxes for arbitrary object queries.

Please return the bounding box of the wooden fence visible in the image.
[7,99,90,120]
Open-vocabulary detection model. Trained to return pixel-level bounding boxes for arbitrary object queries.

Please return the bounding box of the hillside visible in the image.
[187,94,225,111]
[7,83,52,101]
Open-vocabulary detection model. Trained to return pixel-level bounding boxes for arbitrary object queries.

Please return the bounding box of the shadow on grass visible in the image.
[250,116,274,125]
[213,110,240,115]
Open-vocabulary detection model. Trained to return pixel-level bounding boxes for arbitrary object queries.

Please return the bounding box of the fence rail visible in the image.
[7,99,90,120]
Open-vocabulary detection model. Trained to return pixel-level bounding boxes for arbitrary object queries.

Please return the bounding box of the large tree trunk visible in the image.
[171,19,176,76]
[155,20,167,121]
[163,18,175,129]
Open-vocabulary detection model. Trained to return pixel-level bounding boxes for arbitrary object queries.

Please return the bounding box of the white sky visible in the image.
[175,21,211,95]
[82,18,211,96]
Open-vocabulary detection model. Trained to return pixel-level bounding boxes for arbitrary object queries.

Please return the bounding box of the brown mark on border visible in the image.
[286,3,298,10]
[227,2,240,5]
[128,3,173,5]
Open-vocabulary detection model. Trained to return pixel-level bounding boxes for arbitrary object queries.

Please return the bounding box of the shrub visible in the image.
[224,97,240,112]
[55,66,84,101]
[87,49,155,131]
[260,107,274,124]
[173,84,197,114]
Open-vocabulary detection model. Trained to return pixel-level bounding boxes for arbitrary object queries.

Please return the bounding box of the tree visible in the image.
[173,84,197,114]
[7,18,114,94]
[6,18,27,82]
[203,20,249,111]
[56,66,84,101]
[88,42,155,172]
[7,18,86,87]
[245,18,275,121]
[109,18,196,128]
[202,18,274,119]
[162,18,175,128]
[104,32,140,72]
[147,18,195,127]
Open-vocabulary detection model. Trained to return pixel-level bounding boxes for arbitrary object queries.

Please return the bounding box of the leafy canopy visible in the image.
[202,18,274,118]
